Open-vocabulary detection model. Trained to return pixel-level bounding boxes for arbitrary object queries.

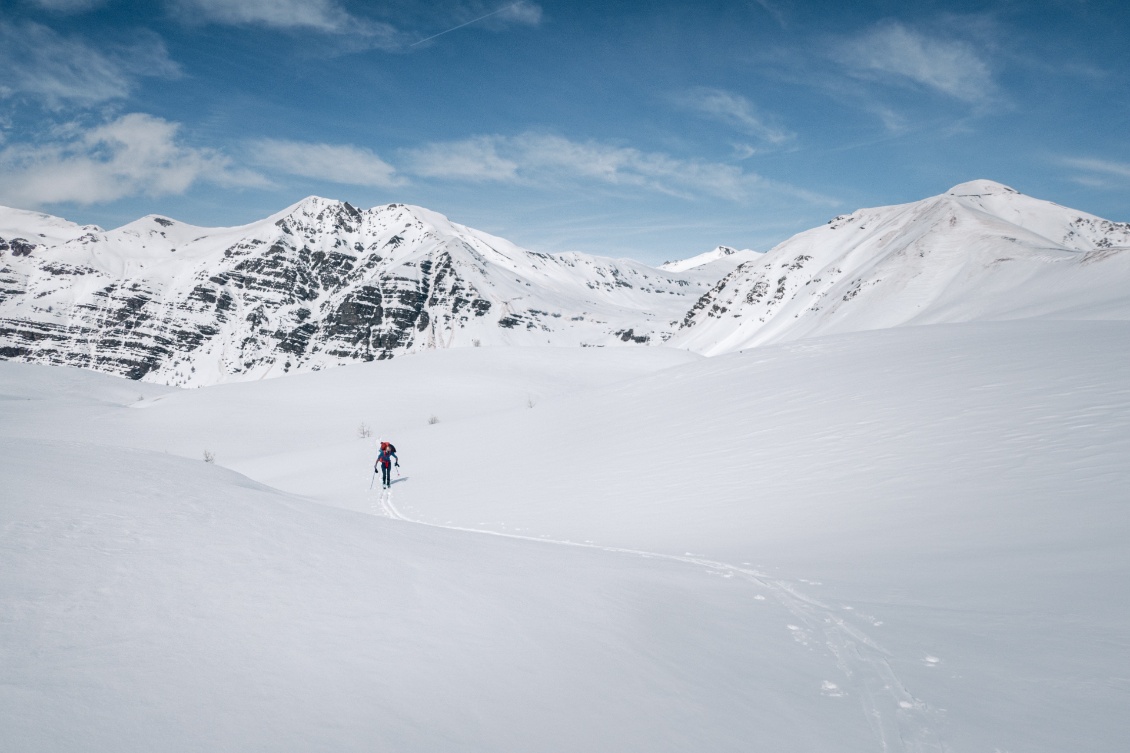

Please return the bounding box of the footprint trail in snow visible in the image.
[375,491,946,752]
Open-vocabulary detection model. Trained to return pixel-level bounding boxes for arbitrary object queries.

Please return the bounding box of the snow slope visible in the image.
[3,320,1128,751]
[373,321,1130,753]
[675,180,1130,354]
[9,442,870,752]
[2,348,872,752]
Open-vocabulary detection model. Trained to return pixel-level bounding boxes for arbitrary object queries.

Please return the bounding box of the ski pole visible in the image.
[369,468,377,490]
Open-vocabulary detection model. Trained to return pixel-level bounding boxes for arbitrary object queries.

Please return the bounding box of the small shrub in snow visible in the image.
[203,450,215,464]
[428,415,440,425]
[357,422,372,439]
[472,339,481,347]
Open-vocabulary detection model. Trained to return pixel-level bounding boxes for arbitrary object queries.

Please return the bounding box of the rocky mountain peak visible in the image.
[0,200,718,386]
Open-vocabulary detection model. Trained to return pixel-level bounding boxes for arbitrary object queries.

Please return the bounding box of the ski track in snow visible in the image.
[376,488,946,753]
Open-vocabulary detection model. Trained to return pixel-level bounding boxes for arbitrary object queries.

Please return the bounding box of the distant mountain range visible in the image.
[0,198,728,386]
[2,180,1127,385]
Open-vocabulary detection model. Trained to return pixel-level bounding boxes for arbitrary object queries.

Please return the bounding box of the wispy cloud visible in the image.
[749,0,787,29]
[0,113,262,207]
[247,139,404,187]
[836,21,995,104]
[410,2,542,47]
[169,0,403,47]
[496,1,542,27]
[171,0,351,31]
[1059,156,1130,188]
[1060,157,1130,179]
[672,88,794,147]
[405,136,518,181]
[25,0,108,11]
[0,21,180,108]
[402,132,833,205]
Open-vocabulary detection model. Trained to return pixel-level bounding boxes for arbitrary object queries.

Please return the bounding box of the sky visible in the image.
[1,0,1128,264]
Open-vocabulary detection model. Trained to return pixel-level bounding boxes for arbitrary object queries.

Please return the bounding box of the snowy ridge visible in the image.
[0,198,713,386]
[659,244,761,274]
[674,180,1130,354]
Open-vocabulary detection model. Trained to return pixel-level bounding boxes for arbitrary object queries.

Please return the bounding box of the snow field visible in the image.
[2,320,1129,751]
[0,443,870,752]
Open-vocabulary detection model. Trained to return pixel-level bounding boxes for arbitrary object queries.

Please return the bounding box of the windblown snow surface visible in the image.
[2,320,1128,752]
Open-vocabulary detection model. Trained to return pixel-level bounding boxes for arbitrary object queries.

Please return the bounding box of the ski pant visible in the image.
[381,464,392,487]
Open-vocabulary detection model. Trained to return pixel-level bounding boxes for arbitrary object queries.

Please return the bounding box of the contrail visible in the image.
[410,3,520,47]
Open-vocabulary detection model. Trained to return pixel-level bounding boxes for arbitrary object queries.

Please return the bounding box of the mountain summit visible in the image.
[673,180,1130,354]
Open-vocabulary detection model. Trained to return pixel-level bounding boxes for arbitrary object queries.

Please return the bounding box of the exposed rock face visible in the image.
[673,180,1130,355]
[0,199,713,386]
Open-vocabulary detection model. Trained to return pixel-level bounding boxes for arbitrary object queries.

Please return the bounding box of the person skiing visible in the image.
[375,440,399,489]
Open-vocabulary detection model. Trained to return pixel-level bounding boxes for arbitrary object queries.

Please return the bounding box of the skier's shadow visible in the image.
[390,476,409,486]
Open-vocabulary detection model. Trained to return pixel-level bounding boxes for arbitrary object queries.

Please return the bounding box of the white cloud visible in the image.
[25,0,108,11]
[402,133,832,205]
[837,21,994,104]
[248,139,403,187]
[1060,156,1130,188]
[493,1,542,27]
[170,0,407,48]
[172,0,347,31]
[171,1,536,47]
[673,88,794,146]
[404,136,519,181]
[0,113,262,207]
[0,21,179,108]
[1060,157,1130,180]
[172,0,355,33]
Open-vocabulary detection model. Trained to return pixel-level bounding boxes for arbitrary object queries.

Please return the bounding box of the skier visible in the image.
[375,440,399,489]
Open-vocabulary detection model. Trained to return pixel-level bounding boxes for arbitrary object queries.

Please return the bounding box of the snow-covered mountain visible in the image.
[658,244,761,275]
[674,180,1130,354]
[0,199,713,386]
[5,180,1129,384]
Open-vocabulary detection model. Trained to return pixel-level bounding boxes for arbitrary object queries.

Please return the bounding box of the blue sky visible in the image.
[1,0,1127,264]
